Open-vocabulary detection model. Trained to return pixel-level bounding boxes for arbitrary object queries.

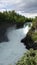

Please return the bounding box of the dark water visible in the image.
[0,24,31,65]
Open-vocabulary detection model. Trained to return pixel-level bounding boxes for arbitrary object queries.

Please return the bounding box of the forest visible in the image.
[0,10,32,25]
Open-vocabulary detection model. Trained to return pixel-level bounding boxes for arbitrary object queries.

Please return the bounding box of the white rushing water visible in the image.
[0,25,30,65]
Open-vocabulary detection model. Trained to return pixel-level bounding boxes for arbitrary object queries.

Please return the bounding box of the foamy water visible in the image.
[0,25,30,65]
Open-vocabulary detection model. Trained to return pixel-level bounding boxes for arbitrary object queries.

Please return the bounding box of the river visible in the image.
[0,23,31,65]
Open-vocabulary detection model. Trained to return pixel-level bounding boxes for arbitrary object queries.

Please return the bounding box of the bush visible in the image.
[16,49,37,65]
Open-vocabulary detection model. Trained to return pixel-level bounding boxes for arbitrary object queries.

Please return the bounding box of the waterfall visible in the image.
[0,23,31,65]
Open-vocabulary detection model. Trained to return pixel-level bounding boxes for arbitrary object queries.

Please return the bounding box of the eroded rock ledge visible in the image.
[21,34,37,50]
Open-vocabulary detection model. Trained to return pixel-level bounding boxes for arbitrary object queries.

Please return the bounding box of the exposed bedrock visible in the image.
[21,34,37,50]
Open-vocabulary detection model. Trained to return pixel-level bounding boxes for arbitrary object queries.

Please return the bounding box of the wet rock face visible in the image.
[21,34,37,50]
[16,22,24,29]
[0,28,9,43]
[0,23,16,43]
[32,42,37,50]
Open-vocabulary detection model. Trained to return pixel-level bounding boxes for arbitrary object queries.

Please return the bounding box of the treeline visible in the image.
[0,10,32,25]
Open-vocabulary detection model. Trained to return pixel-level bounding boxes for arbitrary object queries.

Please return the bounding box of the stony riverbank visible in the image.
[21,17,37,50]
[21,34,37,50]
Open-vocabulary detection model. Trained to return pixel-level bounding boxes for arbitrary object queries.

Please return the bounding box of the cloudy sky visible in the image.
[0,0,37,17]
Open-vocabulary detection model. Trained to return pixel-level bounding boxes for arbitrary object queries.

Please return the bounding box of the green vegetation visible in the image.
[32,32,37,41]
[16,49,37,65]
[0,10,32,25]
[28,17,37,42]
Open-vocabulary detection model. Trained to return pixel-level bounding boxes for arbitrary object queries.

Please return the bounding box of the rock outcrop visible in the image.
[21,34,37,50]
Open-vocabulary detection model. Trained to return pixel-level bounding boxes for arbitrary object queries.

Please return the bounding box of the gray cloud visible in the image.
[0,0,37,13]
[18,0,37,13]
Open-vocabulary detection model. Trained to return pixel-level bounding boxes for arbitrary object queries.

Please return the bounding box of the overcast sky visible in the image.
[0,0,37,17]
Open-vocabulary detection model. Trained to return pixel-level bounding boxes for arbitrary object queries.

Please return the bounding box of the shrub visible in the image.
[16,49,37,65]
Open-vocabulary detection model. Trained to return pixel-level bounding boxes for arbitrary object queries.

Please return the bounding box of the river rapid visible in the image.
[0,23,31,65]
